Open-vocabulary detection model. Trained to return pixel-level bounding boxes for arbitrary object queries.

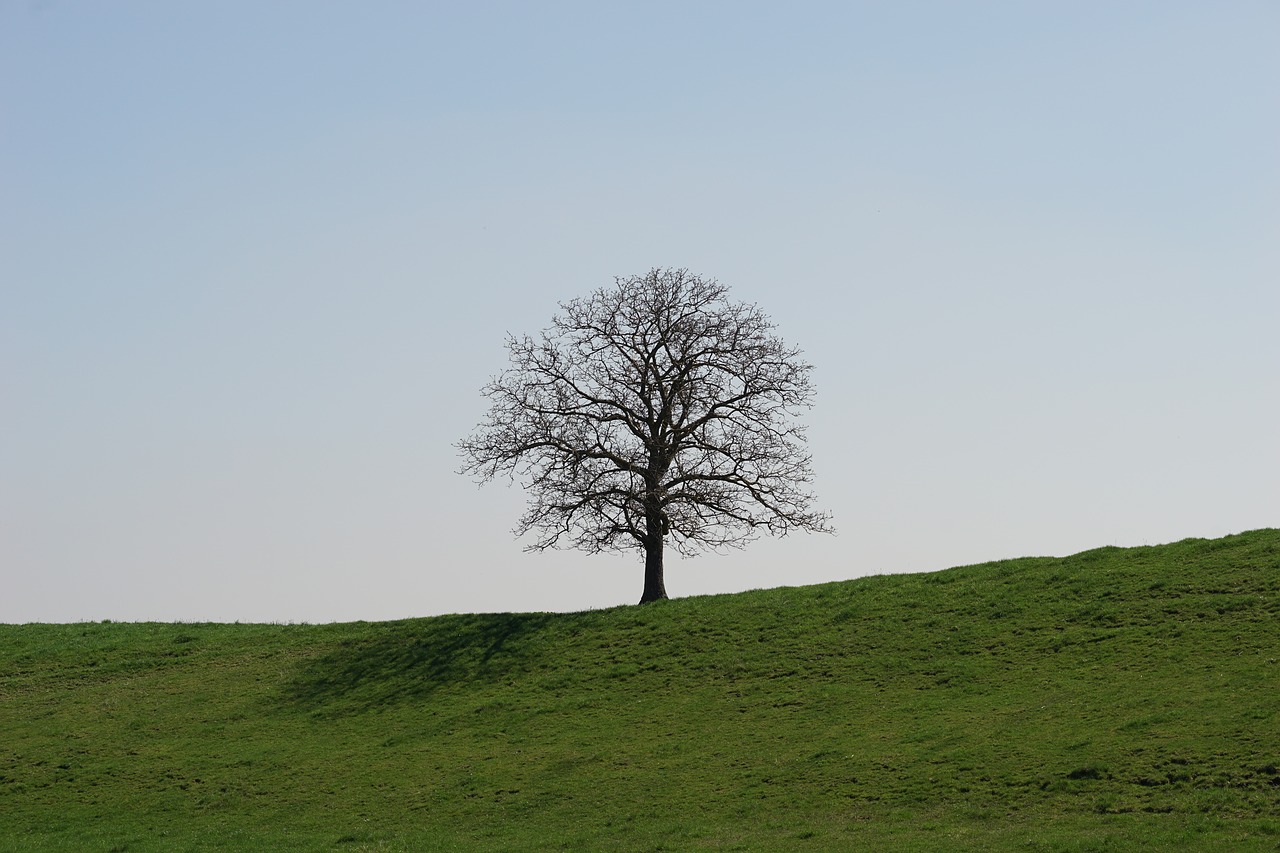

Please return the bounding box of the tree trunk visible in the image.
[638,527,668,604]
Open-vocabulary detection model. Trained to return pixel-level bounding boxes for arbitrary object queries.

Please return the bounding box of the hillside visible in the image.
[2,530,1278,851]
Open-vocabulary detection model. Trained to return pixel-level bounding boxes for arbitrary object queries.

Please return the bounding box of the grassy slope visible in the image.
[1,531,1278,852]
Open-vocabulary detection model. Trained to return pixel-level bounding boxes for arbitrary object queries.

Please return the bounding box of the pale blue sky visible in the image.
[2,2,1277,622]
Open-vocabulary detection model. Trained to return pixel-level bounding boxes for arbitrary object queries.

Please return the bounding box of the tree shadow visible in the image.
[282,612,560,715]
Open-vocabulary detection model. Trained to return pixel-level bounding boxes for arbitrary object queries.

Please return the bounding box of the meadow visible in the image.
[2,530,1277,851]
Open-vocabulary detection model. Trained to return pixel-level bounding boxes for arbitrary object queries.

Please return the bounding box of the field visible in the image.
[2,530,1278,851]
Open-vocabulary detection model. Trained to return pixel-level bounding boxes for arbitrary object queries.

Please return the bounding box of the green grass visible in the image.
[2,530,1278,851]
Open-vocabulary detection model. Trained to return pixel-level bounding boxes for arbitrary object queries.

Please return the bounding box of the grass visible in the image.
[1,530,1278,851]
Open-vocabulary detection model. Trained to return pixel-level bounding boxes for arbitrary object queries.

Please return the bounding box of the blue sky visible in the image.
[2,2,1277,622]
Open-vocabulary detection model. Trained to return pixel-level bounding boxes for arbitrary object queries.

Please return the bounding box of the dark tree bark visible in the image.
[641,536,667,604]
[458,268,832,605]
[640,507,668,603]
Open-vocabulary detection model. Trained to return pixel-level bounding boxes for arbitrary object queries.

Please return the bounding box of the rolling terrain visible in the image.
[2,530,1278,851]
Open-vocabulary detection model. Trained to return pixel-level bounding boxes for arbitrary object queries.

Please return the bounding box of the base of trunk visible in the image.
[638,540,668,604]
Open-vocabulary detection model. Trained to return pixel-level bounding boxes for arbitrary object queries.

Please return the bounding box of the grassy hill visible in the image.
[2,530,1278,852]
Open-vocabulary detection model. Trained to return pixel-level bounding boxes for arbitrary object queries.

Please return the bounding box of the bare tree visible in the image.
[458,268,832,604]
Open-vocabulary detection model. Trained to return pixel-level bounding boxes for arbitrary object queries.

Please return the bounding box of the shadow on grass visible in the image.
[283,612,561,715]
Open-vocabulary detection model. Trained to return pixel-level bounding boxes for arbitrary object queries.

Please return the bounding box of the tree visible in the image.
[458,268,832,604]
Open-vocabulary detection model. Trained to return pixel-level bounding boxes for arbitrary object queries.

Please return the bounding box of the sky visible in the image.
[2,1,1277,624]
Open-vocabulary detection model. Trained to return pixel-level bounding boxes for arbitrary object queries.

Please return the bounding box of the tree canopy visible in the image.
[458,268,831,603]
